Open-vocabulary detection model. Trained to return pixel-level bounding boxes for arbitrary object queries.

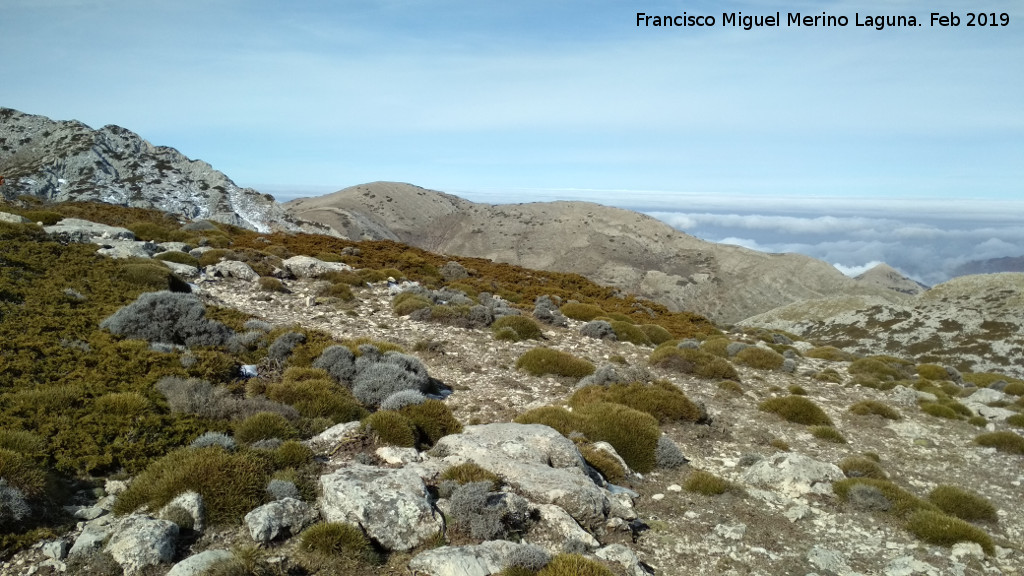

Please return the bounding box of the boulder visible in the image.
[103,514,178,575]
[306,421,361,451]
[319,464,442,551]
[161,260,200,278]
[44,218,135,243]
[282,255,352,279]
[526,503,599,554]
[595,544,652,576]
[967,388,1008,404]
[430,424,610,527]
[166,550,233,576]
[68,515,116,556]
[157,242,193,253]
[206,260,258,281]
[158,491,205,532]
[740,453,844,497]
[376,446,421,465]
[244,497,318,542]
[95,239,158,259]
[0,211,31,224]
[408,540,549,576]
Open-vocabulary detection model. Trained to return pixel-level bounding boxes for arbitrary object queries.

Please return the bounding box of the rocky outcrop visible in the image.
[243,497,318,542]
[103,515,178,575]
[282,255,353,279]
[407,541,550,576]
[740,453,845,497]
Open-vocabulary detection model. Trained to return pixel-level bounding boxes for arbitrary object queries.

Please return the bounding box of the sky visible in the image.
[2,0,1022,284]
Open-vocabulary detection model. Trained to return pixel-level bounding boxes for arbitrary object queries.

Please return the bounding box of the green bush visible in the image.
[559,303,605,321]
[575,402,660,473]
[299,521,380,566]
[1007,414,1024,428]
[834,478,937,517]
[578,443,627,484]
[234,412,298,444]
[717,380,744,395]
[258,277,288,293]
[927,485,998,523]
[849,400,901,420]
[153,251,199,267]
[810,426,847,444]
[491,315,543,341]
[537,554,614,576]
[516,348,595,378]
[788,385,808,396]
[198,248,237,268]
[974,431,1024,454]
[840,456,887,479]
[400,399,463,447]
[905,510,993,554]
[734,347,784,370]
[649,345,738,380]
[111,446,272,524]
[814,369,843,383]
[569,380,705,423]
[272,440,314,470]
[361,411,417,448]
[265,376,367,423]
[917,364,949,381]
[920,403,959,420]
[439,462,501,490]
[699,337,731,358]
[758,396,834,426]
[118,262,189,292]
[683,470,735,496]
[609,321,651,346]
[392,293,431,316]
[19,210,63,225]
[638,324,673,345]
[514,406,579,437]
[805,346,855,362]
[848,358,903,381]
[319,282,355,301]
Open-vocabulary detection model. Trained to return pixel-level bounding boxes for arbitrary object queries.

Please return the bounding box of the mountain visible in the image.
[952,255,1024,277]
[0,107,316,233]
[741,272,1024,378]
[853,263,928,295]
[286,182,907,324]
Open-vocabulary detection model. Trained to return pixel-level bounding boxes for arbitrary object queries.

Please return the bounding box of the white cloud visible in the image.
[832,261,884,278]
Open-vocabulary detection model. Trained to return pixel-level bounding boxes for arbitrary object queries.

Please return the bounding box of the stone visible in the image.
[96,239,154,259]
[159,491,205,532]
[376,446,421,465]
[161,260,200,278]
[888,385,920,407]
[430,424,609,527]
[68,515,116,556]
[967,403,1017,422]
[282,255,352,279]
[741,453,844,497]
[306,421,361,450]
[104,514,178,575]
[157,242,193,253]
[319,464,442,551]
[244,497,318,542]
[0,211,31,223]
[41,538,70,560]
[607,492,637,521]
[408,540,550,576]
[166,550,234,576]
[206,260,258,281]
[667,484,682,492]
[784,504,812,522]
[950,542,985,561]
[714,523,746,541]
[595,544,652,576]
[967,388,1008,404]
[591,441,631,476]
[806,546,852,575]
[44,218,135,243]
[526,503,600,554]
[884,555,937,576]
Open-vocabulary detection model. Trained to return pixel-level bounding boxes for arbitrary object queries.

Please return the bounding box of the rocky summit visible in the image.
[1,204,1022,576]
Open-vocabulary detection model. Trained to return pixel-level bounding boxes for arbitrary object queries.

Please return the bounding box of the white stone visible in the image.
[159,491,205,532]
[651,493,665,501]
[376,446,422,465]
[526,503,599,554]
[595,543,649,576]
[740,453,844,497]
[807,546,851,575]
[283,255,352,279]
[0,211,31,224]
[667,484,682,492]
[166,550,233,576]
[714,523,746,541]
[884,555,936,576]
[950,542,985,561]
[306,420,361,450]
[104,515,178,575]
[408,540,549,576]
[206,260,258,281]
[244,497,318,542]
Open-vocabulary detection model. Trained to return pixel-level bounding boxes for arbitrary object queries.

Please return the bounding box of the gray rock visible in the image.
[714,523,746,541]
[782,358,798,373]
[408,540,548,576]
[884,555,937,576]
[965,403,1017,422]
[319,464,442,551]
[104,514,178,575]
[376,446,421,465]
[42,538,70,560]
[888,385,920,407]
[807,546,853,575]
[595,544,651,576]
[306,421,361,450]
[430,424,610,527]
[157,242,192,253]
[166,550,233,576]
[0,211,31,223]
[244,497,318,542]
[69,515,116,556]
[96,239,154,259]
[160,260,200,278]
[725,342,750,357]
[967,388,1008,404]
[206,260,258,281]
[159,491,205,532]
[740,453,844,497]
[526,503,600,554]
[847,484,891,512]
[282,255,352,279]
[44,218,135,243]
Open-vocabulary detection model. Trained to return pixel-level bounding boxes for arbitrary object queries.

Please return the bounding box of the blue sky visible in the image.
[2,0,1022,283]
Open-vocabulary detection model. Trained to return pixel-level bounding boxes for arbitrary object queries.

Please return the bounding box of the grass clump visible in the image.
[805,346,855,362]
[733,347,784,370]
[717,380,744,395]
[392,293,431,316]
[516,347,595,378]
[257,277,288,293]
[234,412,298,444]
[514,406,579,437]
[361,411,417,448]
[917,364,949,381]
[650,345,739,380]
[609,321,651,346]
[559,303,605,321]
[848,358,904,381]
[578,443,628,484]
[814,368,843,383]
[638,324,673,345]
[788,385,808,396]
[153,251,199,267]
[920,403,959,420]
[758,396,834,426]
[974,431,1024,454]
[928,485,998,523]
[569,380,705,423]
[1006,414,1024,428]
[810,426,847,444]
[834,478,937,517]
[319,282,355,301]
[905,510,993,554]
[537,554,614,576]
[439,462,501,490]
[849,400,901,420]
[400,399,463,447]
[683,470,737,496]
[840,456,887,479]
[299,521,381,567]
[491,315,543,341]
[699,337,731,357]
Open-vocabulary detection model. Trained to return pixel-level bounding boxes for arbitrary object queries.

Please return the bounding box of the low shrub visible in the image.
[649,346,738,380]
[265,376,367,423]
[810,426,847,443]
[319,283,355,301]
[401,399,463,447]
[578,443,628,483]
[848,358,903,381]
[516,348,595,378]
[559,302,605,321]
[579,320,616,341]
[920,403,959,420]
[609,321,651,346]
[699,337,731,358]
[299,521,380,565]
[537,554,614,576]
[1007,414,1024,428]
[449,481,529,541]
[258,277,288,293]
[154,251,200,267]
[380,390,426,411]
[804,346,855,362]
[361,411,417,448]
[272,440,314,470]
[788,385,808,395]
[514,406,579,437]
[814,369,843,383]
[575,402,660,473]
[392,294,431,316]
[234,412,298,444]
[917,364,949,381]
[101,291,233,347]
[928,485,998,523]
[717,380,744,395]
[849,400,902,420]
[683,470,734,496]
[734,347,784,370]
[974,431,1024,454]
[840,456,887,479]
[905,510,993,554]
[312,345,357,384]
[655,435,689,469]
[569,380,705,423]
[758,396,834,426]
[638,324,673,345]
[440,462,501,490]
[834,478,937,517]
[491,315,544,341]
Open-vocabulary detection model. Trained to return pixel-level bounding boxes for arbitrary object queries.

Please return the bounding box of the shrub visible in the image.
[974,431,1024,454]
[361,411,417,447]
[849,400,901,420]
[272,440,314,469]
[805,346,855,361]
[449,481,528,541]
[846,483,892,512]
[265,377,366,424]
[560,303,604,321]
[758,396,834,426]
[579,320,616,341]
[717,380,744,395]
[154,251,200,267]
[1007,414,1024,428]
[491,315,544,341]
[516,348,595,378]
[920,403,958,420]
[266,478,300,501]
[575,402,660,473]
[299,521,380,565]
[267,331,306,363]
[0,479,31,525]
[100,291,234,347]
[570,381,705,423]
[905,510,993,554]
[577,443,628,483]
[699,337,730,358]
[234,412,298,444]
[814,369,843,383]
[352,362,426,407]
[840,456,887,479]
[917,364,949,381]
[157,376,298,421]
[928,485,998,523]
[734,347,784,370]
[609,321,651,346]
[197,248,237,268]
[504,544,552,572]
[655,435,689,469]
[684,470,733,496]
[650,346,739,380]
[514,406,579,436]
[811,426,847,443]
[0,430,47,459]
[190,432,236,451]
[401,399,463,447]
[834,478,937,517]
[440,462,501,490]
[312,345,357,384]
[537,554,614,576]
[319,282,355,301]
[19,210,63,225]
[111,446,272,524]
[788,385,808,395]
[638,324,673,345]
[380,389,427,411]
[258,277,288,293]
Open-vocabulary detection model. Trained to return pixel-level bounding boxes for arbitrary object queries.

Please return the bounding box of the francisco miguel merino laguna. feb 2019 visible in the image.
[636,11,1011,30]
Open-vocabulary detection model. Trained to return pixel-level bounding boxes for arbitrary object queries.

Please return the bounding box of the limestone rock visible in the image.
[166,550,233,576]
[407,540,549,576]
[158,491,204,532]
[96,239,156,259]
[244,497,318,542]
[44,218,135,243]
[319,464,442,551]
[526,503,599,554]
[206,260,258,281]
[68,515,116,556]
[306,421,361,451]
[0,211,30,223]
[741,453,844,497]
[103,514,178,575]
[282,255,352,279]
[595,544,652,576]
[376,446,421,465]
[161,260,200,278]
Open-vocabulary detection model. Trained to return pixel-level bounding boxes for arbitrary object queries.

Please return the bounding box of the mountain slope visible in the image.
[287,181,907,323]
[0,107,310,233]
[854,263,928,295]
